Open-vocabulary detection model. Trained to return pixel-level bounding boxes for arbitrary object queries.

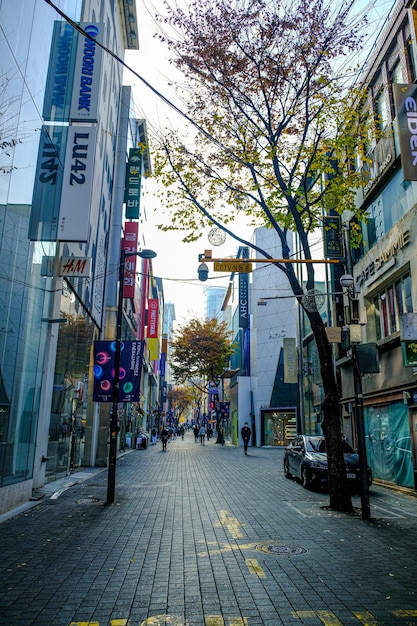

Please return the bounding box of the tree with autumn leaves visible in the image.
[169,317,235,393]
[152,0,374,513]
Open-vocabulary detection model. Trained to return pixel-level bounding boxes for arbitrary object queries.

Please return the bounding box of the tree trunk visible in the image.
[308,311,353,513]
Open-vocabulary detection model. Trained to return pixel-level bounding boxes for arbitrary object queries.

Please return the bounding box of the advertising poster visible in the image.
[93,340,144,402]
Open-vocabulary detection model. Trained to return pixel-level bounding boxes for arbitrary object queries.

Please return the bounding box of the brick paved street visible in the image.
[1,434,417,626]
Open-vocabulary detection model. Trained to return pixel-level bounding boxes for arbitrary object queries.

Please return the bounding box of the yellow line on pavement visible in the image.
[205,617,225,625]
[111,621,130,625]
[392,610,417,617]
[245,558,266,578]
[293,611,344,625]
[229,619,248,625]
[215,510,245,539]
[353,611,379,625]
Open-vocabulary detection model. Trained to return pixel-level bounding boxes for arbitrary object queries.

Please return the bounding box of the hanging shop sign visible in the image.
[323,215,344,259]
[70,23,104,122]
[283,338,298,384]
[393,83,417,181]
[60,256,92,277]
[58,125,97,241]
[122,221,139,299]
[147,299,159,338]
[124,148,142,219]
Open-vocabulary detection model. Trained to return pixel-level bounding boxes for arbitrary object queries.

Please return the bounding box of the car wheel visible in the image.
[284,458,292,478]
[301,466,311,489]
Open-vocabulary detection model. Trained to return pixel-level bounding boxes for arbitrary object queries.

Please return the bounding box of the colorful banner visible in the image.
[93,340,144,402]
[58,125,97,241]
[122,222,139,298]
[393,83,417,181]
[124,148,142,219]
[147,298,159,338]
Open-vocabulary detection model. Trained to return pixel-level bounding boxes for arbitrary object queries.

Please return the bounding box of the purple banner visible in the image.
[93,340,144,403]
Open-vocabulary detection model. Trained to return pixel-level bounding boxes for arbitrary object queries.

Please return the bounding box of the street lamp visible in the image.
[107,247,157,504]
[340,253,371,520]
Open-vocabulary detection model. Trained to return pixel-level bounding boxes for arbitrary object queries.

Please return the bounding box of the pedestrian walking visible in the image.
[241,421,252,455]
[151,427,157,445]
[193,424,199,442]
[161,427,169,451]
[199,424,207,445]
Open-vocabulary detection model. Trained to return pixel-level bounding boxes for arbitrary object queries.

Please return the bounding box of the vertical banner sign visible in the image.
[124,149,142,219]
[93,340,144,402]
[393,83,417,181]
[43,21,78,122]
[283,338,298,384]
[122,221,139,298]
[58,125,97,241]
[147,299,159,338]
[70,23,104,122]
[323,215,344,259]
[29,126,68,241]
[239,272,249,329]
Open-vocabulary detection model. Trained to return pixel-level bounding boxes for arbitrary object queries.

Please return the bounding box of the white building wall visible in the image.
[250,227,297,443]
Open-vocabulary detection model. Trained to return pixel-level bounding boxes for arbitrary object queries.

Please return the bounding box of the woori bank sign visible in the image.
[70,23,104,122]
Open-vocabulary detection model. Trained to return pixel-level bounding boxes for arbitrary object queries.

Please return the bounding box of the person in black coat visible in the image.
[241,422,252,455]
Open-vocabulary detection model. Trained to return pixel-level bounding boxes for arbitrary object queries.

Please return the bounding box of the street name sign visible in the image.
[213,261,252,272]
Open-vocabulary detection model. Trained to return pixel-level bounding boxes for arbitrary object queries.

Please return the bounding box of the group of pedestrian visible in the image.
[158,420,253,454]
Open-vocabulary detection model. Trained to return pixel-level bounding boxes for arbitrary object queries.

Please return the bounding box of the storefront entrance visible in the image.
[261,408,297,446]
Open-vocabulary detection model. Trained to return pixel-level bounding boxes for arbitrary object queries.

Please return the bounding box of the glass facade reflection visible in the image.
[0,0,134,513]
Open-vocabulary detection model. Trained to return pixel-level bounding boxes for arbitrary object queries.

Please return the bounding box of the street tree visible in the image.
[170,317,235,393]
[168,385,200,422]
[152,0,373,513]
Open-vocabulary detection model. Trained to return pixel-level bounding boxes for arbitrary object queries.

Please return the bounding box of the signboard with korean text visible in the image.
[124,148,142,219]
[213,261,252,272]
[93,340,144,402]
[122,222,139,298]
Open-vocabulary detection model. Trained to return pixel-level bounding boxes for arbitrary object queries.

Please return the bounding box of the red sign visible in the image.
[147,299,159,338]
[122,222,138,298]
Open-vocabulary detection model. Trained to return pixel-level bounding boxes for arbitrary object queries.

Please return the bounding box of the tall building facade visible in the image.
[338,0,417,490]
[0,0,143,514]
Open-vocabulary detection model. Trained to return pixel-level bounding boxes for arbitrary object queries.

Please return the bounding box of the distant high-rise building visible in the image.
[204,287,227,320]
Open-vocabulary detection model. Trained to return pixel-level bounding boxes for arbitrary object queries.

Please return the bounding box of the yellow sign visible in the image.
[213,261,252,273]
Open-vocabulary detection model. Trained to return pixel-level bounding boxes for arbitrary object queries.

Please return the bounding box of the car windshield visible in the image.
[306,437,355,454]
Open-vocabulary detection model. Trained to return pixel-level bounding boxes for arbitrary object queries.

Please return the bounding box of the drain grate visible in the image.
[76,497,101,505]
[256,541,309,556]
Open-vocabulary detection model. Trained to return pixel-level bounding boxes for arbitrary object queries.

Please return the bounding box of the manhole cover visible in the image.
[76,497,101,505]
[256,542,308,556]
